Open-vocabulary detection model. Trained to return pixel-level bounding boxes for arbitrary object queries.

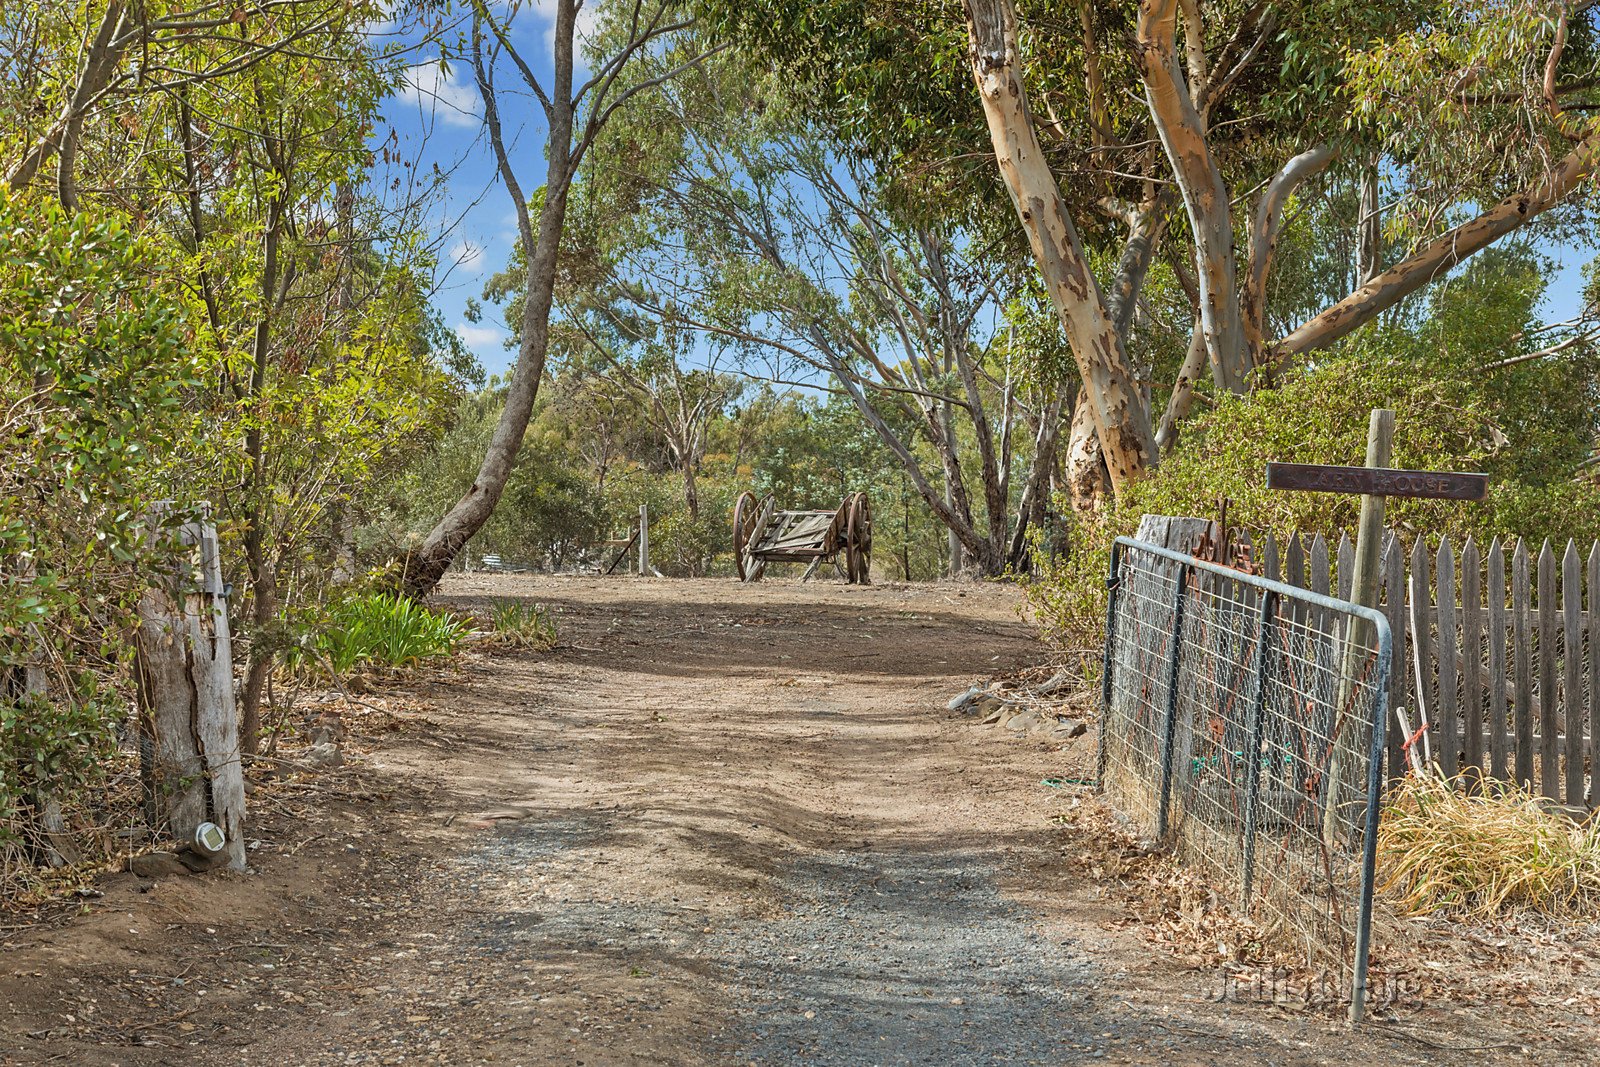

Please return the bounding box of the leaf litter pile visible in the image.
[1058,785,1600,1027]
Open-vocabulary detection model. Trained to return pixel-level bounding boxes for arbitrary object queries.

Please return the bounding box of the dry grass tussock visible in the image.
[1377,772,1600,921]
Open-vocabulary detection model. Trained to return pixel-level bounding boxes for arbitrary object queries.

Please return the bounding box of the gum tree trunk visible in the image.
[962,0,1157,496]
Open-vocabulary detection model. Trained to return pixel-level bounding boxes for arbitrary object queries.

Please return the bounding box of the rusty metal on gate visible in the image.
[732,491,872,584]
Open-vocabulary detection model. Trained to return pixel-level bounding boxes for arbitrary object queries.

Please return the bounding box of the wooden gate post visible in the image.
[638,504,649,577]
[1320,409,1393,848]
[135,508,246,871]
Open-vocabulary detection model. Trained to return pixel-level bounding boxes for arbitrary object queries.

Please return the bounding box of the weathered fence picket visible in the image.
[1216,522,1600,808]
[1461,537,1484,781]
[1513,540,1534,789]
[1591,543,1600,808]
[1436,538,1458,780]
[1538,541,1558,798]
[1490,541,1510,781]
[1382,535,1407,778]
[1564,541,1583,803]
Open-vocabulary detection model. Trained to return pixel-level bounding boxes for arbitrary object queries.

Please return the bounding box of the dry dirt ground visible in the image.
[0,576,1591,1065]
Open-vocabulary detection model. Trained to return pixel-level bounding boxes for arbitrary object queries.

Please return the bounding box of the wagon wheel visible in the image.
[837,493,857,583]
[845,492,872,585]
[733,492,773,583]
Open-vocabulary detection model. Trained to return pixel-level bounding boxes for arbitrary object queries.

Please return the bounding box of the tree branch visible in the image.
[1276,125,1600,362]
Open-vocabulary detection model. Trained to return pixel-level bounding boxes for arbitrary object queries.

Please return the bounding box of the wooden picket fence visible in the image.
[1240,529,1600,807]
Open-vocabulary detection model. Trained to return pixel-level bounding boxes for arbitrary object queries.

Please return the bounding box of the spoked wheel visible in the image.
[733,491,772,582]
[845,492,872,584]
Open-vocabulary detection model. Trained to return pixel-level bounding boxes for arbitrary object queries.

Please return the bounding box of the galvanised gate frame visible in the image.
[1098,537,1393,1023]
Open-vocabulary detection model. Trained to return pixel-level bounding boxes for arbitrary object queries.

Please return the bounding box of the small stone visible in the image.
[130,852,193,878]
[1050,718,1089,740]
[1005,709,1041,732]
[306,741,344,769]
[946,687,981,712]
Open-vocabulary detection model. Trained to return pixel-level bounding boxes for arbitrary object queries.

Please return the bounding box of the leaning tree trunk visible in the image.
[403,7,581,597]
[403,173,572,595]
[1276,124,1600,361]
[962,0,1156,495]
[135,512,246,871]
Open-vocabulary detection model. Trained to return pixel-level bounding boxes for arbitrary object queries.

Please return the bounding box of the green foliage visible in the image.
[385,377,957,581]
[1135,252,1600,545]
[0,188,199,865]
[0,694,120,850]
[290,594,471,674]
[1028,248,1600,649]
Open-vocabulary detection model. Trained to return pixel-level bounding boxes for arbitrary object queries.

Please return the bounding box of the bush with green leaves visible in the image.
[288,593,472,674]
[1028,248,1600,655]
[0,190,201,878]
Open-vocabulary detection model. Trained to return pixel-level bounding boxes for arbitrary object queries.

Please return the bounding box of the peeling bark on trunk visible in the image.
[962,0,1156,495]
[1137,0,1249,393]
[1065,392,1111,513]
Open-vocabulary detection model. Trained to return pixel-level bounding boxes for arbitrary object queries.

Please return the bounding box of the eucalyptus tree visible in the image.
[563,324,742,537]
[560,45,1064,575]
[402,0,717,594]
[704,0,1600,499]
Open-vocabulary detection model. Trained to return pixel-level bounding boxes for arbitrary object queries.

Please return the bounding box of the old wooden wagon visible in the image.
[732,491,872,584]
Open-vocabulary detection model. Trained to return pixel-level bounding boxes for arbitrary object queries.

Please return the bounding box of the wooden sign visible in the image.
[1266,462,1488,501]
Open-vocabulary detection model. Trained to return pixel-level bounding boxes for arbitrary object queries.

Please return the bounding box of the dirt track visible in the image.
[0,576,1574,1064]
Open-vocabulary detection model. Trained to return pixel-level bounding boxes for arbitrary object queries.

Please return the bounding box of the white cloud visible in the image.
[448,240,483,268]
[456,323,507,349]
[397,60,481,130]
[529,0,601,54]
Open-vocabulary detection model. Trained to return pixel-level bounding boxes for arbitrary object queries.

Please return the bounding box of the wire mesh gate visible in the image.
[1098,536,1392,1023]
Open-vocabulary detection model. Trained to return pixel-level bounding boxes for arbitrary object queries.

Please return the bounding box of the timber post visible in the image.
[135,505,246,871]
[638,504,649,577]
[1320,409,1392,849]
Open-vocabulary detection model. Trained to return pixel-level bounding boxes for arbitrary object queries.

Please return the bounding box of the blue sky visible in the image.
[378,1,597,377]
[374,7,1594,381]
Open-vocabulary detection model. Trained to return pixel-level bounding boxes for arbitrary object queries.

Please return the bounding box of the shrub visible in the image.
[0,190,199,883]
[1026,335,1600,656]
[290,593,471,674]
